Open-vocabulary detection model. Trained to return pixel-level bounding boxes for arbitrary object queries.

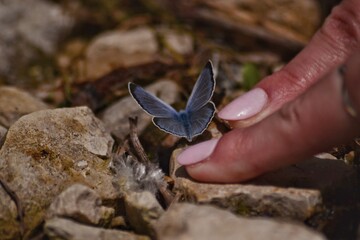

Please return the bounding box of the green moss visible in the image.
[242,63,261,91]
[227,197,253,216]
[233,202,252,216]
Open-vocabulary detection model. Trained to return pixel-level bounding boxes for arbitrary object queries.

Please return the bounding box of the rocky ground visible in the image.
[0,0,359,240]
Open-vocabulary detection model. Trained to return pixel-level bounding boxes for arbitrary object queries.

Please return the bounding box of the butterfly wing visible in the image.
[152,102,215,141]
[187,102,216,138]
[186,61,215,112]
[152,116,187,138]
[128,82,177,118]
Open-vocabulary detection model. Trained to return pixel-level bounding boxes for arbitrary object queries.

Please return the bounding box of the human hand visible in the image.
[177,0,360,183]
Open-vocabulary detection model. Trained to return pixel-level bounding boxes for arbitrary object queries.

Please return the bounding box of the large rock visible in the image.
[171,149,322,220]
[100,80,180,140]
[0,0,73,82]
[85,27,159,80]
[46,184,114,226]
[45,218,150,240]
[175,177,321,220]
[0,107,115,239]
[154,203,326,240]
[0,86,49,127]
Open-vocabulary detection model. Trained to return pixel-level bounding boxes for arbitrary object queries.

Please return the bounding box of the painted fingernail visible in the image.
[218,88,268,120]
[177,138,219,165]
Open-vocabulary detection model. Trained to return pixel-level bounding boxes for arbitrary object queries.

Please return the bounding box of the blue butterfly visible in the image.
[128,61,216,141]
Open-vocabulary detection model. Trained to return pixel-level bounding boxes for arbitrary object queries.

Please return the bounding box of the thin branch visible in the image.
[129,117,149,163]
[0,178,25,238]
[157,184,176,208]
[128,117,177,207]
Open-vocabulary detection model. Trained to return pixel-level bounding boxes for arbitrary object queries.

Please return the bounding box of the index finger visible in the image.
[219,0,360,127]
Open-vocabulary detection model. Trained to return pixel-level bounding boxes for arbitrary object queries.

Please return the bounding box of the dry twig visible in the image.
[127,117,176,207]
[129,117,149,163]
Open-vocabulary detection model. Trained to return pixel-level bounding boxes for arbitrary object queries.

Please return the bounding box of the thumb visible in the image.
[177,53,360,183]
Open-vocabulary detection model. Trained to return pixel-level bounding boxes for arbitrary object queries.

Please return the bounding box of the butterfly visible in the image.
[128,61,216,141]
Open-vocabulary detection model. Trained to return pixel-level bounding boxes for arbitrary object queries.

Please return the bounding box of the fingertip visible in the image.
[177,138,220,165]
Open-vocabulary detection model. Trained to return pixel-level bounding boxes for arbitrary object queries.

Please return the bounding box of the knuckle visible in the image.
[320,2,360,50]
[276,67,309,91]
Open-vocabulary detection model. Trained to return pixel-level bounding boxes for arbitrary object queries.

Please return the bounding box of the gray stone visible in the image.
[46,184,114,226]
[0,86,49,127]
[0,107,115,238]
[175,177,322,220]
[85,27,159,80]
[160,28,193,55]
[171,149,322,220]
[125,191,164,236]
[100,80,180,140]
[45,218,150,240]
[154,203,325,240]
[0,0,73,80]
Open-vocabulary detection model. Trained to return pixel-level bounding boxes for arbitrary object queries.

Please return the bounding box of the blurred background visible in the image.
[0,0,340,109]
[3,2,360,240]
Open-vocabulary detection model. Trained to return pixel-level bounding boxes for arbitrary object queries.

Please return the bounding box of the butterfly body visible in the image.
[129,61,216,141]
[178,110,190,128]
[178,110,192,140]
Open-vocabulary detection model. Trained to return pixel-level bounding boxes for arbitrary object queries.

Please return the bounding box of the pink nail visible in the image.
[177,138,219,165]
[218,88,268,120]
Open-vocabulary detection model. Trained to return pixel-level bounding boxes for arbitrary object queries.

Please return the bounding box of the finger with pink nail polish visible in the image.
[218,88,268,121]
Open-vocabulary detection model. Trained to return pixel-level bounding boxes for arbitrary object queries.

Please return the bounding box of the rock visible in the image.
[0,107,115,239]
[0,0,73,81]
[160,29,193,56]
[175,177,321,220]
[170,149,322,220]
[154,203,326,240]
[110,216,128,229]
[100,80,180,140]
[124,191,164,236]
[44,218,150,240]
[0,86,49,127]
[46,184,114,226]
[85,27,159,80]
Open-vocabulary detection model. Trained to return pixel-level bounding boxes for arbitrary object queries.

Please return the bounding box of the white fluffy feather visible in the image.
[109,153,166,195]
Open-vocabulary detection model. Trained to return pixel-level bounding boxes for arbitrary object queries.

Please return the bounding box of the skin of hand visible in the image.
[177,0,360,183]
